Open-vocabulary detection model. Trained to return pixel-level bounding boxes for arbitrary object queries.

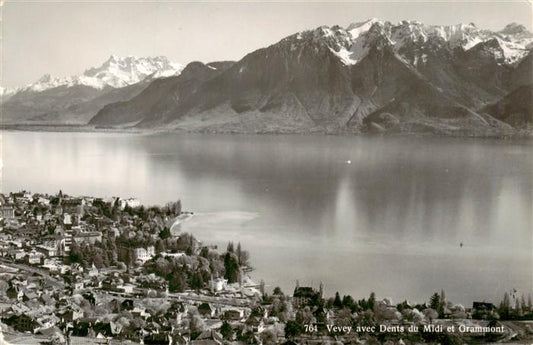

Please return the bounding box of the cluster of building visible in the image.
[1,191,532,345]
[0,191,278,344]
[0,191,104,260]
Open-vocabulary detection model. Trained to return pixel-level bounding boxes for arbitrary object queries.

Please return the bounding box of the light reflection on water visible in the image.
[2,131,532,304]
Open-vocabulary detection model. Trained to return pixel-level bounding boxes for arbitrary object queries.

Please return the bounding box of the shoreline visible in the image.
[1,123,532,139]
[168,211,194,233]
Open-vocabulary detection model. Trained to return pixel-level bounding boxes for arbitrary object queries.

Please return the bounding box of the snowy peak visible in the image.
[24,56,184,92]
[84,55,184,88]
[347,18,383,39]
[37,74,53,84]
[26,74,84,92]
[427,22,484,49]
[499,23,531,36]
[391,20,429,46]
[0,86,18,101]
[468,37,531,65]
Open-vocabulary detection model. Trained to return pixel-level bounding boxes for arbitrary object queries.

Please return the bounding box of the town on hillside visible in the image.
[0,191,532,345]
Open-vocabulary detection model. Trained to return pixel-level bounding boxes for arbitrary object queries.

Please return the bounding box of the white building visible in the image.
[133,246,155,264]
[27,251,44,264]
[160,252,185,258]
[120,198,141,210]
[209,277,228,293]
[63,214,72,227]
[38,197,51,206]
[35,244,58,257]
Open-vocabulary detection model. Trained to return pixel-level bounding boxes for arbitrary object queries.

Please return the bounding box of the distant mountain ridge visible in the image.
[3,20,532,135]
[27,55,183,92]
[1,56,184,124]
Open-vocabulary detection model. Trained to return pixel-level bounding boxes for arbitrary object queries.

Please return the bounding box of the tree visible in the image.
[220,321,233,340]
[368,292,376,311]
[189,311,205,338]
[424,308,438,324]
[396,300,410,313]
[123,204,133,216]
[169,273,187,293]
[430,292,441,311]
[227,242,234,253]
[335,308,353,328]
[124,248,134,268]
[342,295,356,311]
[256,279,264,296]
[176,200,182,215]
[273,286,283,295]
[190,271,204,291]
[113,198,120,209]
[159,227,171,240]
[438,290,446,317]
[261,329,277,345]
[236,242,249,266]
[310,291,324,307]
[295,306,314,325]
[358,298,368,310]
[439,333,462,345]
[156,239,166,253]
[93,251,104,268]
[199,247,210,259]
[333,292,342,308]
[6,281,18,300]
[502,292,510,309]
[223,252,240,283]
[499,292,511,319]
[284,320,302,339]
[357,309,376,327]
[137,205,145,220]
[69,242,84,264]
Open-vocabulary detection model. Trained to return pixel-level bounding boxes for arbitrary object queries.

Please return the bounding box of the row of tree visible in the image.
[498,291,533,320]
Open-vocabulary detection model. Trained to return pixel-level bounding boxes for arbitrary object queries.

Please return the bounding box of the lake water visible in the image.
[2,131,531,305]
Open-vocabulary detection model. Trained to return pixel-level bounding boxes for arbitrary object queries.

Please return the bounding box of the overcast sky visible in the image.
[2,0,532,88]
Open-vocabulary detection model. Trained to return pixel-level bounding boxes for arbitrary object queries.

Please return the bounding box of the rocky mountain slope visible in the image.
[482,84,533,128]
[90,20,532,135]
[1,56,183,124]
[89,61,235,127]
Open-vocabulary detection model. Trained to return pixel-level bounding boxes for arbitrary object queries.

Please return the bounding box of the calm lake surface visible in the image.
[2,131,532,305]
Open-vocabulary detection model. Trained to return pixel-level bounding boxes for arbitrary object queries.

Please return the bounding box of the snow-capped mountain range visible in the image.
[288,19,533,67]
[90,19,532,135]
[24,55,184,92]
[3,19,532,135]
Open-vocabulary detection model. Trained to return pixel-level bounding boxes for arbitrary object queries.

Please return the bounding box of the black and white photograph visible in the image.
[0,1,532,344]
